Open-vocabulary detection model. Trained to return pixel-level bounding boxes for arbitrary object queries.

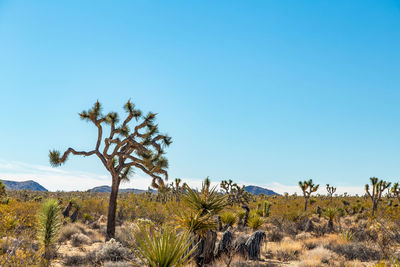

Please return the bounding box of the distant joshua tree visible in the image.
[326,184,336,202]
[299,179,319,211]
[391,182,400,203]
[365,177,391,216]
[49,100,171,239]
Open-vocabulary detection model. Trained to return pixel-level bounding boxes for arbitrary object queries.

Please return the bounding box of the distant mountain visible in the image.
[89,185,155,194]
[244,185,278,196]
[1,179,48,191]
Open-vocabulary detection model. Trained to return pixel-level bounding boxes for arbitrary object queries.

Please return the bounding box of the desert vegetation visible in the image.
[1,176,400,266]
[1,102,400,266]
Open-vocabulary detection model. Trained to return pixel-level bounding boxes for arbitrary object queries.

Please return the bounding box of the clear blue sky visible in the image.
[0,1,399,193]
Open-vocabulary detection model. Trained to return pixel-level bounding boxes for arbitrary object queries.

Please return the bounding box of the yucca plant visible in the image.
[37,199,62,261]
[323,207,338,232]
[134,226,197,267]
[248,215,263,231]
[182,182,227,216]
[220,211,237,227]
[340,230,354,242]
[175,211,216,238]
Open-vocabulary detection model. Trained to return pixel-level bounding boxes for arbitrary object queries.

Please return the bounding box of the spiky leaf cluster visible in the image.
[134,225,196,267]
[182,181,227,217]
[37,199,62,247]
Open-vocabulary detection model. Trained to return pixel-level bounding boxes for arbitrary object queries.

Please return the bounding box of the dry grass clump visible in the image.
[324,242,381,261]
[297,246,338,267]
[266,237,304,261]
[103,261,133,267]
[63,253,96,266]
[115,223,136,247]
[266,228,283,242]
[295,232,312,240]
[59,223,102,244]
[71,233,92,247]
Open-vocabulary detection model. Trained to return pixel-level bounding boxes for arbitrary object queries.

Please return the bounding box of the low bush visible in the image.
[324,242,381,261]
[59,224,82,242]
[96,239,130,262]
[71,233,92,247]
[267,229,283,242]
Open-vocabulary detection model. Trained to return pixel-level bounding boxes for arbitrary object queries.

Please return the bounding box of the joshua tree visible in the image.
[262,201,272,217]
[391,183,400,203]
[365,177,391,216]
[49,100,171,239]
[326,184,336,202]
[299,179,319,211]
[220,179,250,205]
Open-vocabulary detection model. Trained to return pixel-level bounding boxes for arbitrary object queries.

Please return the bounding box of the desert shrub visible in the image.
[267,228,283,242]
[58,224,82,242]
[71,233,92,247]
[298,246,337,267]
[96,239,130,262]
[268,238,303,261]
[83,213,94,222]
[325,242,381,261]
[64,252,96,266]
[248,215,263,231]
[220,212,237,226]
[115,224,135,247]
[0,201,38,237]
[103,261,132,267]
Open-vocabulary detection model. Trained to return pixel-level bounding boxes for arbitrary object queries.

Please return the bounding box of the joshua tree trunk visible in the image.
[304,197,308,211]
[372,201,378,216]
[106,177,120,240]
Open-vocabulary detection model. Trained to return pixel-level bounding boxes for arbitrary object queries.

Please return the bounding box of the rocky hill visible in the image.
[0,179,48,191]
[89,185,156,194]
[244,185,278,195]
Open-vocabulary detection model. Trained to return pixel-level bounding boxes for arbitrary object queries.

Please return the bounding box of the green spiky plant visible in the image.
[248,214,263,231]
[299,179,319,211]
[220,211,237,227]
[323,207,338,232]
[134,226,197,267]
[365,177,391,216]
[175,211,216,238]
[182,180,227,216]
[37,199,62,262]
[49,100,171,239]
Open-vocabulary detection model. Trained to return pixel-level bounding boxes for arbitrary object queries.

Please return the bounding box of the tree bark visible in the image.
[304,197,308,211]
[372,201,377,216]
[106,176,120,240]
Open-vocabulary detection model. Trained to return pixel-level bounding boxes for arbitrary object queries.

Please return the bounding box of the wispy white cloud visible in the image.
[0,159,366,195]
